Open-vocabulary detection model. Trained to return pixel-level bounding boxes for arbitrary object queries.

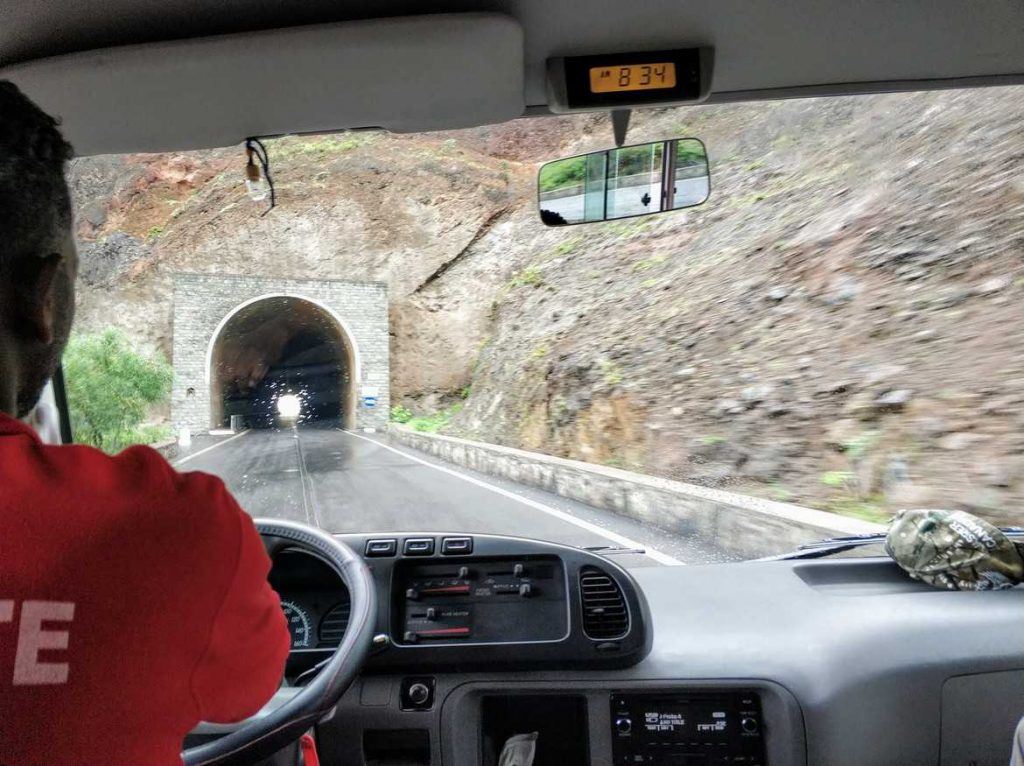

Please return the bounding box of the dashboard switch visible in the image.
[441,536,473,555]
[518,583,533,597]
[404,538,435,556]
[365,538,397,557]
[513,563,525,577]
[401,677,436,710]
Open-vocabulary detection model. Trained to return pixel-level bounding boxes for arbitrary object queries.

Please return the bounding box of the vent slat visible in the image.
[579,566,629,640]
[318,601,351,646]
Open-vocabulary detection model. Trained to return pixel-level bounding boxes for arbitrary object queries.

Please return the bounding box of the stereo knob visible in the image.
[741,717,759,734]
[615,717,632,734]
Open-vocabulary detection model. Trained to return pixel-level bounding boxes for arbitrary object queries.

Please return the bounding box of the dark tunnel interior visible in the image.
[211,297,354,429]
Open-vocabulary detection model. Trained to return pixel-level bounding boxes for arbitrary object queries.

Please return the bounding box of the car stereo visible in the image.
[611,692,766,766]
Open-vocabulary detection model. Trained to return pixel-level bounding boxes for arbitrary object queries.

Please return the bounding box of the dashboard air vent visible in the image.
[318,601,351,646]
[579,566,629,639]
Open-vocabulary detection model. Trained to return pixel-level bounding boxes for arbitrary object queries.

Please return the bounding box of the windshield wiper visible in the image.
[761,527,1024,561]
[582,545,648,556]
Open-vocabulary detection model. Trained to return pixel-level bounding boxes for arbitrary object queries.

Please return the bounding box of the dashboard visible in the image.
[266,532,1024,766]
[270,533,651,674]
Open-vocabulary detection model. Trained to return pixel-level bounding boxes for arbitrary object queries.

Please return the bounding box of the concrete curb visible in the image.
[151,438,179,461]
[388,425,885,559]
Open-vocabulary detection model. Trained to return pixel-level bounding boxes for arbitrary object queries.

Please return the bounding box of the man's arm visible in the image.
[187,479,290,723]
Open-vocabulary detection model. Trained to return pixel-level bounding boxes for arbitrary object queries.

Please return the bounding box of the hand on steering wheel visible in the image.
[183,519,376,766]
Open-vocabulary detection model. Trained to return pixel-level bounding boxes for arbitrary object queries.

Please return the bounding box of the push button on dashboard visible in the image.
[365,538,397,557]
[441,536,473,555]
[403,537,435,556]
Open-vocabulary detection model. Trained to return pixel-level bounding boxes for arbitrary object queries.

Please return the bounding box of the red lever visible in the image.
[300,733,320,766]
[418,626,471,638]
[419,584,471,595]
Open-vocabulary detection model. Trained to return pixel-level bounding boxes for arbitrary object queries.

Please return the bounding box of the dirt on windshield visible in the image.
[69,86,1024,526]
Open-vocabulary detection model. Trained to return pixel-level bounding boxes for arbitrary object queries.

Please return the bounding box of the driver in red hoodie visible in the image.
[0,82,291,765]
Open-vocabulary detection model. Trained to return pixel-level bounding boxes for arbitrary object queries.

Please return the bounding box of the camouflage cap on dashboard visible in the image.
[885,509,1024,590]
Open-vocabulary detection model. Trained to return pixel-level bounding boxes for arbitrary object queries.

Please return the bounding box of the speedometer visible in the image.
[280,600,312,649]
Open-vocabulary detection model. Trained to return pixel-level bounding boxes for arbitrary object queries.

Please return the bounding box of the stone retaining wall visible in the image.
[389,426,885,559]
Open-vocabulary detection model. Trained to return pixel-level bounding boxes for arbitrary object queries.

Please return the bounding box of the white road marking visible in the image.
[341,430,682,566]
[173,429,249,466]
[293,428,321,528]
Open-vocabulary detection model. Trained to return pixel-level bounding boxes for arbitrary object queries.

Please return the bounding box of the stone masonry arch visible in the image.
[172,274,388,433]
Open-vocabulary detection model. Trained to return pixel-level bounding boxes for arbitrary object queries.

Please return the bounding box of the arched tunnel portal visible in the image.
[209,296,357,429]
[171,275,389,435]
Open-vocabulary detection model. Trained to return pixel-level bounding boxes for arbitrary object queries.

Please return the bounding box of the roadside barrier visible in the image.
[388,425,884,559]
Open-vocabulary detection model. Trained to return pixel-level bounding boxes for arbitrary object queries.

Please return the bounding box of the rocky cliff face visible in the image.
[70,134,537,399]
[69,86,1024,523]
[454,89,1024,523]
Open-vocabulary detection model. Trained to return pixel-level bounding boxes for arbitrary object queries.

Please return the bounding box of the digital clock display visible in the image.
[553,48,705,110]
[589,63,677,93]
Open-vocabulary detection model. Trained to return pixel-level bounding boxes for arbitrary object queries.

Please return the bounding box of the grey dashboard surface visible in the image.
[631,557,1024,765]
[315,554,1024,766]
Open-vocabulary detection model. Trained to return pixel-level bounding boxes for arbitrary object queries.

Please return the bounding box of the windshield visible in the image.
[59,87,1024,567]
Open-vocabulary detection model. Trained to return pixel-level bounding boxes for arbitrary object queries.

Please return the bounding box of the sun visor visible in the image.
[1,13,524,156]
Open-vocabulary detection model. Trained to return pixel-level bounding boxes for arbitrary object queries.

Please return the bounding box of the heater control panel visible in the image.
[394,555,569,645]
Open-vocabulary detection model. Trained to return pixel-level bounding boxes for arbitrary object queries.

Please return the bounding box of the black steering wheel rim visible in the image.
[182,519,376,766]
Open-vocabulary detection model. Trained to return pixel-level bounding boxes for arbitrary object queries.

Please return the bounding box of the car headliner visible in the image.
[2,0,1024,155]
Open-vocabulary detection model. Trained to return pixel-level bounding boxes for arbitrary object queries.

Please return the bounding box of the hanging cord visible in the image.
[244,137,276,215]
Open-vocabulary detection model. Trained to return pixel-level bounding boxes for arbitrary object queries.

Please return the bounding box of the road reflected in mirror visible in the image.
[538,138,709,225]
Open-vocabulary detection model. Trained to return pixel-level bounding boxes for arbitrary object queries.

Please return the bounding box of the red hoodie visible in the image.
[0,414,290,765]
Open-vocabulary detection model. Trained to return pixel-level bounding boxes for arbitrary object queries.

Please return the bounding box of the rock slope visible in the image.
[68,86,1024,523]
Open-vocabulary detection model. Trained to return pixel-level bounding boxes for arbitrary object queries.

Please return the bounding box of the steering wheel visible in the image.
[182,519,377,766]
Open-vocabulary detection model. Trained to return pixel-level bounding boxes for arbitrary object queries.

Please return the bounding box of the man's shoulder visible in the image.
[40,441,240,532]
[53,441,223,487]
[47,441,183,491]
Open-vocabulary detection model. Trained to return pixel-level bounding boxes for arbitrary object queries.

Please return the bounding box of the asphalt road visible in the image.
[174,423,736,568]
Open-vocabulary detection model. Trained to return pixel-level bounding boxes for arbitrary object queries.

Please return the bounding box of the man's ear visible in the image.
[11,253,64,345]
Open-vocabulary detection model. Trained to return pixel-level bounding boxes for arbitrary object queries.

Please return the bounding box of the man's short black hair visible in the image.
[0,81,74,273]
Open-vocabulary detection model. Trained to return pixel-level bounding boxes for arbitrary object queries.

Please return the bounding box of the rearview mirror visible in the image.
[538,138,709,226]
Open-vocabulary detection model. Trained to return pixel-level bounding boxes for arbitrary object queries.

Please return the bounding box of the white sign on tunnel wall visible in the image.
[362,385,379,408]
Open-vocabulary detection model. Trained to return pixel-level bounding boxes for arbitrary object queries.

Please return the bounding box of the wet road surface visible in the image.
[174,423,737,568]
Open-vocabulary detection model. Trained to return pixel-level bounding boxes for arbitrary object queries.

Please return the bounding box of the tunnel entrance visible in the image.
[209,296,357,429]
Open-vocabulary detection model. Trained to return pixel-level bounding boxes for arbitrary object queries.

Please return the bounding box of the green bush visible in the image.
[509,264,543,288]
[408,403,462,433]
[539,156,585,193]
[390,405,413,423]
[63,329,172,453]
[820,470,856,489]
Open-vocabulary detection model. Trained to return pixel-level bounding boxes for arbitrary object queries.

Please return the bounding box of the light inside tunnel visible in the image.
[276,394,302,419]
[210,296,355,430]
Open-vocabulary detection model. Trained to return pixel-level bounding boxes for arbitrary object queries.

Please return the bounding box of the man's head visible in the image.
[0,80,76,418]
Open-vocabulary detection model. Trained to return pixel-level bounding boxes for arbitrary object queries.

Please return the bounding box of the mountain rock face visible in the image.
[69,86,1024,523]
